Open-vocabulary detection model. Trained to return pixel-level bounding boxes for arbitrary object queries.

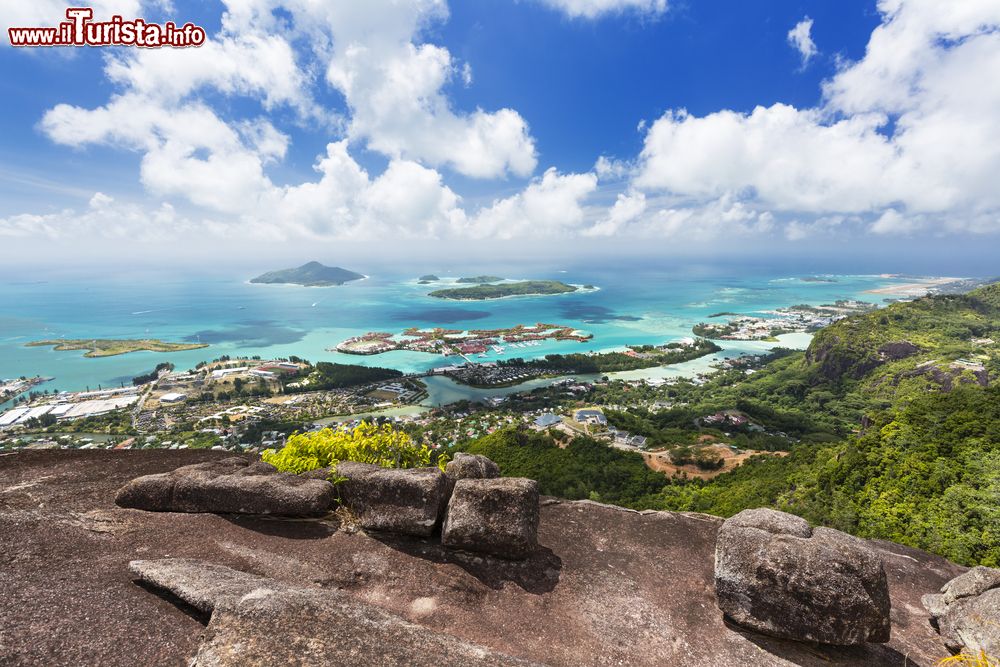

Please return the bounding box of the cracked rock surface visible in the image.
[0,449,970,666]
[130,558,537,666]
[922,566,1000,657]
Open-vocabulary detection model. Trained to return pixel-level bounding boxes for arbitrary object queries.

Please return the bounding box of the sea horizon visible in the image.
[1,261,982,404]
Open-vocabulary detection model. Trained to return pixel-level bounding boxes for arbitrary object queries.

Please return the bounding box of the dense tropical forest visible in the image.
[457,283,1000,566]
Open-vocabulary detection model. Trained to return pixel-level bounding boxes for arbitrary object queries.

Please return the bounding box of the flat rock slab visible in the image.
[443,478,539,559]
[133,558,536,666]
[715,508,891,646]
[115,457,335,516]
[337,462,447,536]
[0,450,969,667]
[129,558,271,614]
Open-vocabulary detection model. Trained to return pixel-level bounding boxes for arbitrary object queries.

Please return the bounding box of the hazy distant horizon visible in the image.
[0,241,995,282]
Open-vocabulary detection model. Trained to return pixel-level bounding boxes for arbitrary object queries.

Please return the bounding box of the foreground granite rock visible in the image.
[337,462,448,536]
[715,508,891,646]
[443,478,539,559]
[445,453,501,482]
[114,457,335,516]
[131,559,537,666]
[923,566,1000,657]
[0,450,969,666]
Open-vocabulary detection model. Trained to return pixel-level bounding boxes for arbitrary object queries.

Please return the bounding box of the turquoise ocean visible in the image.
[0,263,946,407]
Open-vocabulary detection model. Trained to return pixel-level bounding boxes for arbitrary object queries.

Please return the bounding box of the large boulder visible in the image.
[115,457,335,516]
[130,559,538,666]
[923,566,1000,656]
[442,478,539,560]
[336,462,448,537]
[714,508,891,646]
[445,453,500,482]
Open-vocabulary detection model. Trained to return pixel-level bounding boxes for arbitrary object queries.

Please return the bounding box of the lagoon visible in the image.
[0,265,928,399]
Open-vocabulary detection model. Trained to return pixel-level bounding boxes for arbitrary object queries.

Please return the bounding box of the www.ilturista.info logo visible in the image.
[8,7,206,48]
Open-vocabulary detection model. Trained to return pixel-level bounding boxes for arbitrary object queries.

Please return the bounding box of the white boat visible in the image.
[492,345,505,354]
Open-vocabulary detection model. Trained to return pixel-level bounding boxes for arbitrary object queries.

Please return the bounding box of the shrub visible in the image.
[262,423,442,474]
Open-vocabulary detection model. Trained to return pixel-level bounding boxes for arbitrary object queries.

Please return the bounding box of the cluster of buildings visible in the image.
[0,386,142,429]
[530,407,650,450]
[335,332,399,355]
[438,362,545,387]
[701,411,752,428]
[695,302,876,341]
[609,428,648,449]
[367,382,425,404]
[0,376,51,404]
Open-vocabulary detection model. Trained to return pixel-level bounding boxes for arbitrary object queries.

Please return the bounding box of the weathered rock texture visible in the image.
[442,478,539,559]
[922,566,1000,657]
[445,452,501,482]
[715,508,892,646]
[130,559,536,666]
[114,457,335,516]
[0,450,970,666]
[337,462,448,536]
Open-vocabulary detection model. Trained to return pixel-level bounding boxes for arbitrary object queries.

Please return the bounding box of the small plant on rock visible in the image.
[937,652,1000,667]
[262,422,445,474]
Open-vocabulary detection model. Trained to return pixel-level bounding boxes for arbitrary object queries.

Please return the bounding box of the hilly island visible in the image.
[429,280,580,300]
[250,261,365,287]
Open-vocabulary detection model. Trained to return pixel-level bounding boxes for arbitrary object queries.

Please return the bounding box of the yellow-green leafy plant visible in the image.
[262,422,445,473]
[937,652,1000,667]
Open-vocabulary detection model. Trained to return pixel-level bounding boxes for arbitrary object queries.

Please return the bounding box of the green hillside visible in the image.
[460,283,1000,565]
[654,385,1000,566]
[673,282,1000,437]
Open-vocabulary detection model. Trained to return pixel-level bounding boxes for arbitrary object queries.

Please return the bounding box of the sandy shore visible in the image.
[865,277,962,297]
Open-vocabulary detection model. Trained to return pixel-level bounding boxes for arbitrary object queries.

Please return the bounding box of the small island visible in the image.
[429,280,579,300]
[250,261,365,287]
[26,339,209,358]
[456,275,505,284]
[417,274,440,284]
[334,323,592,357]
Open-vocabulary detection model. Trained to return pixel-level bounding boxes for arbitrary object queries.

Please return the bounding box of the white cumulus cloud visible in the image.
[787,17,818,66]
[633,0,1000,236]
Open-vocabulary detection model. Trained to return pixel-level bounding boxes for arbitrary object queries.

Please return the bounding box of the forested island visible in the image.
[456,275,504,284]
[429,280,579,300]
[250,261,365,287]
[26,339,208,358]
[507,337,722,374]
[284,361,402,393]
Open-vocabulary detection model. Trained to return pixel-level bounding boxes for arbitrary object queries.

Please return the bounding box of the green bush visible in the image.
[262,423,443,474]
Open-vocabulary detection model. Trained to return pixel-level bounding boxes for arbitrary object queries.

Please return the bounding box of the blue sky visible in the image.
[1,0,998,266]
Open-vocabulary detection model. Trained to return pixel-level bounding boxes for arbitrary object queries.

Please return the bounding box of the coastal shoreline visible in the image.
[864,277,963,297]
